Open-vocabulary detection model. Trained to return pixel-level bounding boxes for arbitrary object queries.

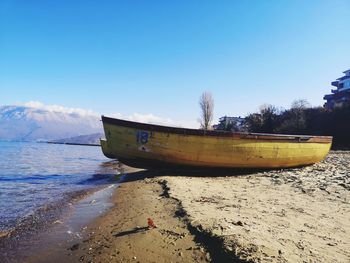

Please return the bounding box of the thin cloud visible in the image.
[107,113,184,127]
[107,112,198,128]
[15,101,197,128]
[16,101,99,117]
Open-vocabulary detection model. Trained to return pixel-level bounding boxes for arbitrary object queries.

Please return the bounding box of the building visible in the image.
[324,69,350,109]
[213,116,246,131]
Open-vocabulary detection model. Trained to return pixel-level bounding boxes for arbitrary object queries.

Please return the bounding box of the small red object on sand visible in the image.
[147,218,156,228]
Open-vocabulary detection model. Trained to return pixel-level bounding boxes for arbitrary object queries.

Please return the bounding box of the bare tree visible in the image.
[199,91,214,130]
[291,99,311,110]
[287,99,311,133]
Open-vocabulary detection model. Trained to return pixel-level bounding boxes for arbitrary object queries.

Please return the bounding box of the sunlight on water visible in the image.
[0,141,116,231]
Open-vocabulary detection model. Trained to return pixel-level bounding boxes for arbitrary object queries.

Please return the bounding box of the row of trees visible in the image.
[245,100,350,149]
[198,92,350,148]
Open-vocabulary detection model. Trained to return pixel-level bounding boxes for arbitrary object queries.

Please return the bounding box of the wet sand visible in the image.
[0,184,117,263]
[37,168,210,263]
[2,151,349,262]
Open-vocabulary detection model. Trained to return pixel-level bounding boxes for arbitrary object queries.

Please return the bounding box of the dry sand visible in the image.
[8,151,349,263]
[163,151,350,262]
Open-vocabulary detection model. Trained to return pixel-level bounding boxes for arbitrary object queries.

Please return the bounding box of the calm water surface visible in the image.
[0,141,117,232]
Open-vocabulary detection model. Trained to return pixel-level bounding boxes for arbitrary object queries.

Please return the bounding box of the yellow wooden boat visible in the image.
[101,116,332,169]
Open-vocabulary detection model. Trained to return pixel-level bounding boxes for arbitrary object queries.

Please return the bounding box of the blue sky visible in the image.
[1,0,349,127]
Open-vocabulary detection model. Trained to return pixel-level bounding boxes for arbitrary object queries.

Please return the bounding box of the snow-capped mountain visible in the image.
[0,105,102,141]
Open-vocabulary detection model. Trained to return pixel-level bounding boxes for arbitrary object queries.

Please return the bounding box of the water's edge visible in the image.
[0,182,120,262]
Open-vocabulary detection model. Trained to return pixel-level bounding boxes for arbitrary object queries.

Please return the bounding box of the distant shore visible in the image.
[46,141,100,147]
[2,151,349,262]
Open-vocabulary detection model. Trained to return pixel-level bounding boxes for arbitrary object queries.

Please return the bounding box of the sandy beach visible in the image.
[2,151,349,263]
[71,151,349,262]
[163,151,350,262]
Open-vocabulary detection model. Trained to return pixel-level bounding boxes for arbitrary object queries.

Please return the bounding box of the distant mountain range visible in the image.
[50,133,103,145]
[0,105,103,142]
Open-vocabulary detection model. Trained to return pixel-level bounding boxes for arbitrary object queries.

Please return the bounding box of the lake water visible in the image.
[0,141,118,233]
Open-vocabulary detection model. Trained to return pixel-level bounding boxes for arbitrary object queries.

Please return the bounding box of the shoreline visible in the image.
[1,166,211,263]
[43,168,210,263]
[43,151,350,262]
[0,183,117,263]
[2,151,349,262]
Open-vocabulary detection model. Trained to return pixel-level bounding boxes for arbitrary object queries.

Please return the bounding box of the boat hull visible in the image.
[100,138,116,159]
[101,116,332,169]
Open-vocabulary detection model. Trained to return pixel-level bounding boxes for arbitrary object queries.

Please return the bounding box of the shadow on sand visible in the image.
[117,165,271,184]
[114,227,150,238]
